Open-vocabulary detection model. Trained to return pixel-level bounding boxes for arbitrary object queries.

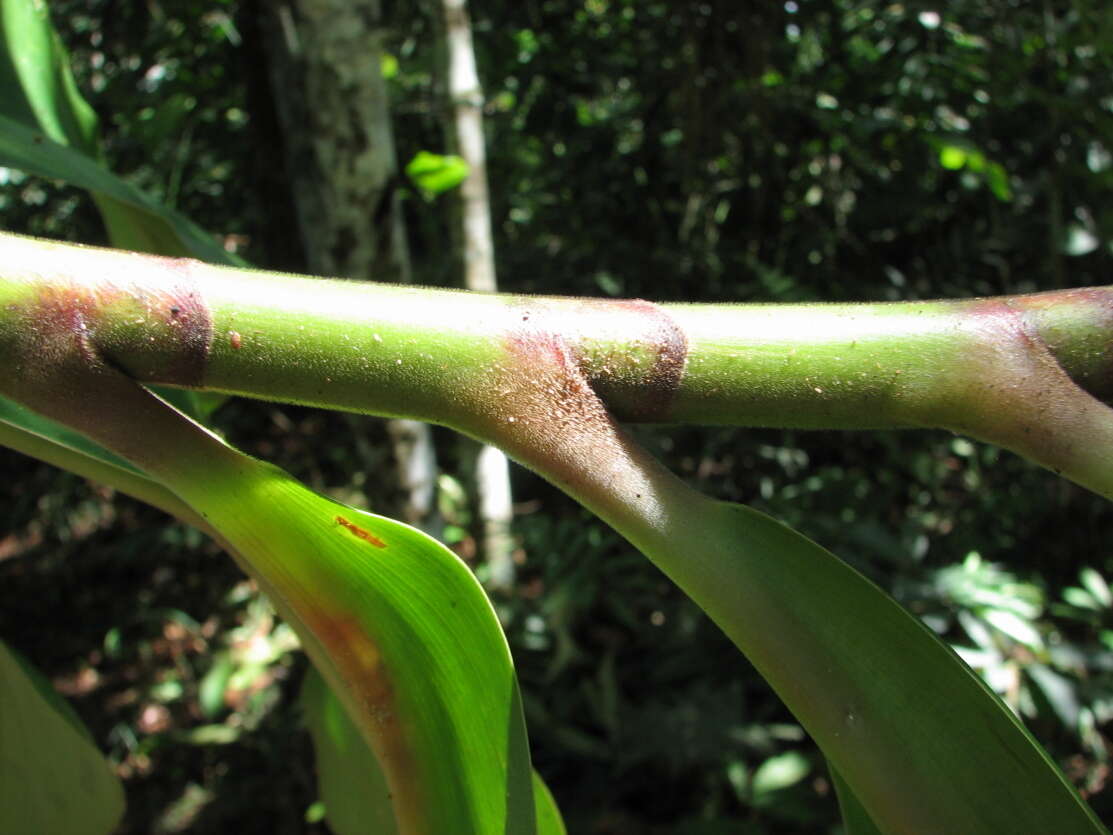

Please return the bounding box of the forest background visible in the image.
[2,1,1112,832]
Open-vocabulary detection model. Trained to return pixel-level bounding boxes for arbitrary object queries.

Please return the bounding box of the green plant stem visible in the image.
[2,232,1112,497]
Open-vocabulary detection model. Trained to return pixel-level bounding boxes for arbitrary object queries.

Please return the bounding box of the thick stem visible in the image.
[2,232,1112,496]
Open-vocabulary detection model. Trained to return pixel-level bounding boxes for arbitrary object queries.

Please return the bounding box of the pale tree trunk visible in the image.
[258,0,438,531]
[437,0,516,591]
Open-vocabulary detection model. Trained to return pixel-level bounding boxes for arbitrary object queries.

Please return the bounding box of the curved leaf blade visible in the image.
[0,113,239,265]
[51,374,543,834]
[302,665,567,835]
[179,456,537,834]
[531,770,567,835]
[0,1,241,266]
[830,763,884,835]
[0,0,98,153]
[632,497,1107,833]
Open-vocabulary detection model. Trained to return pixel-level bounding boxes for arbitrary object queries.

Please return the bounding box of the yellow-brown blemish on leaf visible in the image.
[297,608,425,824]
[335,515,387,547]
[229,330,242,350]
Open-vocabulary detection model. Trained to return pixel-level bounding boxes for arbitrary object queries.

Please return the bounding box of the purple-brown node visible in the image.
[504,297,690,423]
[994,287,1113,405]
[1,257,214,462]
[20,257,214,389]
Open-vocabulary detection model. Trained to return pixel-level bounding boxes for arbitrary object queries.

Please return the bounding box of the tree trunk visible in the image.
[257,0,437,530]
[436,0,516,592]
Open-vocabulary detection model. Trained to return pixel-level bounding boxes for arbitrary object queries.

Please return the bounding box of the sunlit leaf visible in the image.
[1063,586,1101,610]
[935,140,1012,200]
[0,0,97,153]
[92,392,544,833]
[983,608,1044,650]
[405,150,470,196]
[381,52,399,80]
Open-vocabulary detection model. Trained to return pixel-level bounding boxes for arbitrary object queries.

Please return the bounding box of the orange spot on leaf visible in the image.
[335,515,387,548]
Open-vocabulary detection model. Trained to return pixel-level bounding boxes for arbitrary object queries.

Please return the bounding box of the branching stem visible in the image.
[2,232,1112,497]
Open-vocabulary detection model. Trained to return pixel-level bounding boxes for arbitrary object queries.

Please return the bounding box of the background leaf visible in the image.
[0,639,124,835]
[405,150,470,196]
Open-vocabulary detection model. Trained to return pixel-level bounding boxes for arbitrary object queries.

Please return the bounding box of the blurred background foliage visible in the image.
[1,1,1112,832]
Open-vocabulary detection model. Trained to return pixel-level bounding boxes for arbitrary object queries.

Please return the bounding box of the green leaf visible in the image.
[601,493,1108,833]
[301,665,399,835]
[0,394,139,474]
[381,52,399,80]
[1063,586,1101,610]
[405,150,470,196]
[830,764,884,835]
[1080,568,1112,608]
[531,770,567,835]
[1026,663,1081,729]
[983,608,1043,650]
[0,0,98,154]
[0,0,242,266]
[302,665,567,835]
[0,639,124,835]
[198,653,236,719]
[104,393,543,833]
[934,140,1012,201]
[985,161,1013,201]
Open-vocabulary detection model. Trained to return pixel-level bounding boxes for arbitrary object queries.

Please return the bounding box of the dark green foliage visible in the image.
[1,1,1112,831]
